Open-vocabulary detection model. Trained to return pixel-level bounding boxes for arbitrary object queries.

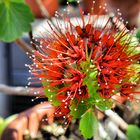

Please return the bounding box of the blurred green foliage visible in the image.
[0,0,34,42]
[127,125,140,140]
[0,115,17,137]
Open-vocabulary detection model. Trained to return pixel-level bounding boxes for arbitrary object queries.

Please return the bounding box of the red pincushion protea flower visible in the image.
[28,2,140,139]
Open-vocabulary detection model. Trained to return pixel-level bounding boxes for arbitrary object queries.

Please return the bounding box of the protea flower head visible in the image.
[27,2,140,138]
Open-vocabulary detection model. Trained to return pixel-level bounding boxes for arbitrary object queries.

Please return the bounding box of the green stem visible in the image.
[89,46,94,61]
[85,39,89,61]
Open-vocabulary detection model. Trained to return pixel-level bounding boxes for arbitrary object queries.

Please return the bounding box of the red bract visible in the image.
[28,3,140,128]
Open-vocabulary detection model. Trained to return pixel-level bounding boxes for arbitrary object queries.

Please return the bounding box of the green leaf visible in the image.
[48,92,60,106]
[70,99,87,119]
[80,61,90,73]
[136,29,140,39]
[127,125,140,140]
[0,114,17,136]
[83,71,113,111]
[115,32,139,47]
[0,117,4,136]
[10,0,25,3]
[79,109,98,139]
[96,99,113,111]
[89,71,98,79]
[128,64,140,82]
[83,74,98,98]
[0,0,25,3]
[0,1,34,42]
[43,81,60,106]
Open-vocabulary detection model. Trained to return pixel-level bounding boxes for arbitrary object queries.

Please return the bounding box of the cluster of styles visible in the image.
[28,3,140,139]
